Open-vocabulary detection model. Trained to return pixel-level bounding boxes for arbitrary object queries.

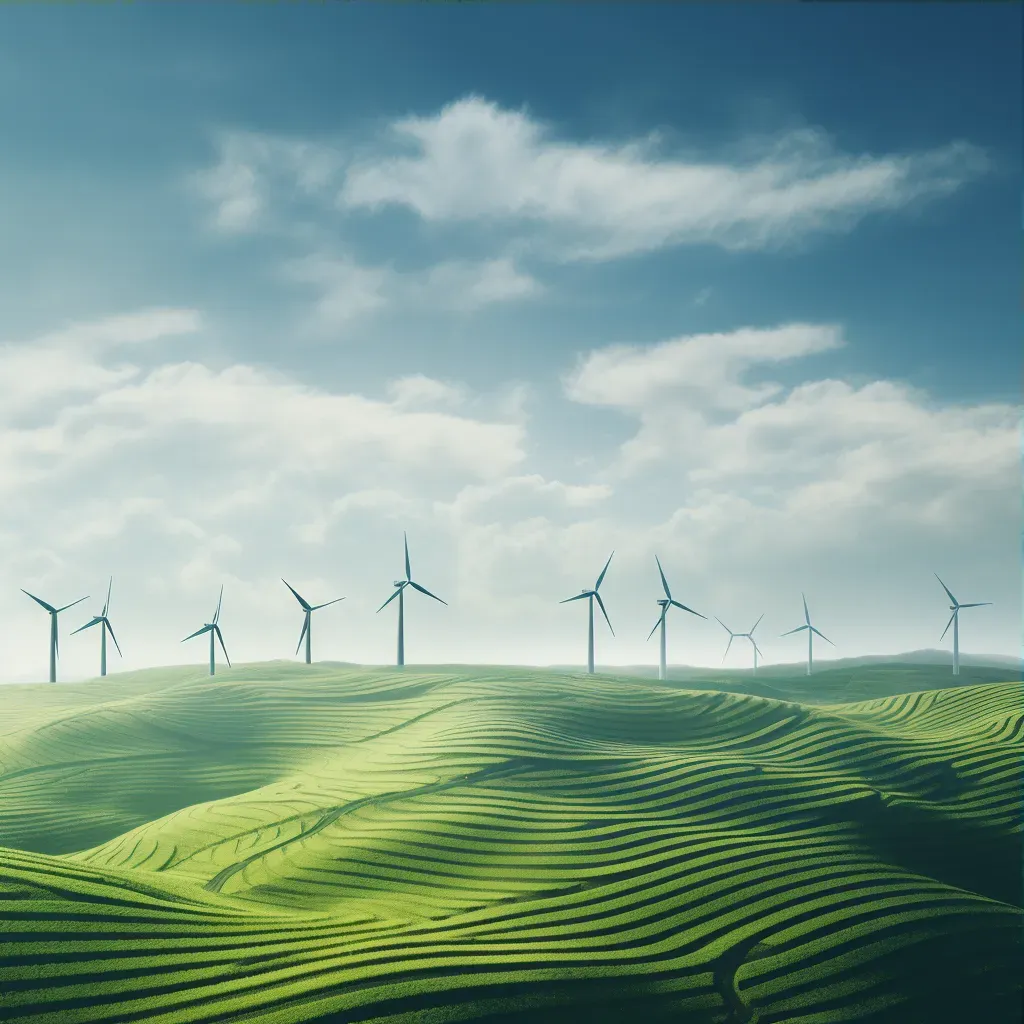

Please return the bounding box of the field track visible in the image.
[1,664,1021,1023]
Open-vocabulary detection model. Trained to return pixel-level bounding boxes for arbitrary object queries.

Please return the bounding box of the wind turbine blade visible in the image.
[958,602,992,609]
[56,595,89,614]
[404,532,411,581]
[559,592,592,604]
[376,587,402,613]
[295,615,309,656]
[723,635,734,662]
[749,613,764,635]
[646,609,666,642]
[714,616,733,635]
[71,617,103,635]
[594,592,614,636]
[751,638,764,658]
[594,551,614,591]
[281,579,311,611]
[213,585,224,625]
[670,599,705,619]
[103,577,113,617]
[939,610,956,641]
[215,626,230,667]
[802,593,810,626]
[655,555,672,600]
[409,581,447,606]
[311,597,345,611]
[934,574,958,606]
[21,590,57,613]
[182,624,213,643]
[810,626,834,646]
[104,619,123,658]
[780,624,807,637]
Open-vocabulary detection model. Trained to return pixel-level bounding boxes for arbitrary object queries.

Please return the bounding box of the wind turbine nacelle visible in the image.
[394,582,405,588]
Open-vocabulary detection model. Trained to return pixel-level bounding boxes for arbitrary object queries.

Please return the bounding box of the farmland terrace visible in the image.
[0,663,1021,1023]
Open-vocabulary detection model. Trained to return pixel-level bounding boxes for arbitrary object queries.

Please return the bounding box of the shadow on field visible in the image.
[829,791,1022,908]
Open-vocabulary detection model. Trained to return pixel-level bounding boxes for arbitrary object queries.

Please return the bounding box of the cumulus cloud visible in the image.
[339,96,990,259]
[563,325,1020,551]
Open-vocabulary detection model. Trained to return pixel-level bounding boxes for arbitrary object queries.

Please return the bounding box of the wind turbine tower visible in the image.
[560,552,615,674]
[716,614,764,675]
[71,576,122,677]
[377,532,447,667]
[646,556,705,680]
[182,585,231,676]
[935,574,992,676]
[282,579,345,663]
[21,589,88,683]
[780,593,834,675]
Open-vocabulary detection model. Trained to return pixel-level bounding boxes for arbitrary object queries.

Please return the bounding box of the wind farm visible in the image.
[2,3,1020,1021]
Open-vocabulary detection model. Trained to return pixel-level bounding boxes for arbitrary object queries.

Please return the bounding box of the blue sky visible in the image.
[0,4,1019,681]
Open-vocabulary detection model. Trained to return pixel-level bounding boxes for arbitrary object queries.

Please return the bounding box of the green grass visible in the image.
[1,662,1021,1022]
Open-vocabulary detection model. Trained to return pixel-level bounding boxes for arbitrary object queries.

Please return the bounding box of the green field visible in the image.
[1,663,1021,1023]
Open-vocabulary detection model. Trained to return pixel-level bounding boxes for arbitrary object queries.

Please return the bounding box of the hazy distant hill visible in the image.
[0,662,1020,1023]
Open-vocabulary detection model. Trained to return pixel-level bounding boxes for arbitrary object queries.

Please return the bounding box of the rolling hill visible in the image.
[1,663,1021,1023]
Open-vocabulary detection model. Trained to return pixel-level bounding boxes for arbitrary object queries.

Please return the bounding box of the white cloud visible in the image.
[563,323,844,413]
[189,131,343,234]
[282,253,543,331]
[0,309,202,422]
[387,375,466,410]
[339,96,990,260]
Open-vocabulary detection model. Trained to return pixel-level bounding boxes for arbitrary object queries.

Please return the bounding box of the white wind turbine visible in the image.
[716,614,764,674]
[935,574,991,676]
[780,593,834,675]
[646,556,705,680]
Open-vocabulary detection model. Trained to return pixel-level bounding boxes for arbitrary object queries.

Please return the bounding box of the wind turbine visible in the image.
[560,552,615,674]
[376,532,447,667]
[646,556,706,680]
[282,579,345,664]
[716,613,764,674]
[71,576,122,677]
[780,593,834,676]
[21,589,89,683]
[935,574,992,676]
[181,585,231,676]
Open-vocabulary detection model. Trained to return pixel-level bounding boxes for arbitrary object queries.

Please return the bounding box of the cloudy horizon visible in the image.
[1,4,1019,683]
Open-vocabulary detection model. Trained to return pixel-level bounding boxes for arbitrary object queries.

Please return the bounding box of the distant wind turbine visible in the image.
[560,552,615,675]
[935,574,992,676]
[181,585,231,676]
[716,613,764,675]
[646,555,706,680]
[377,532,447,667]
[282,579,345,664]
[21,589,89,683]
[780,593,834,676]
[71,576,122,677]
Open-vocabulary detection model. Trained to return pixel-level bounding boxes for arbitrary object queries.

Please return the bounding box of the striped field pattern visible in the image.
[1,664,1021,1023]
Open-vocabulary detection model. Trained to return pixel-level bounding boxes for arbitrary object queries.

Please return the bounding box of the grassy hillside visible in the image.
[1,663,1021,1023]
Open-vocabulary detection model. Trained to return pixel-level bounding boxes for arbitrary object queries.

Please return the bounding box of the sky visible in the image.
[0,4,1020,683]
